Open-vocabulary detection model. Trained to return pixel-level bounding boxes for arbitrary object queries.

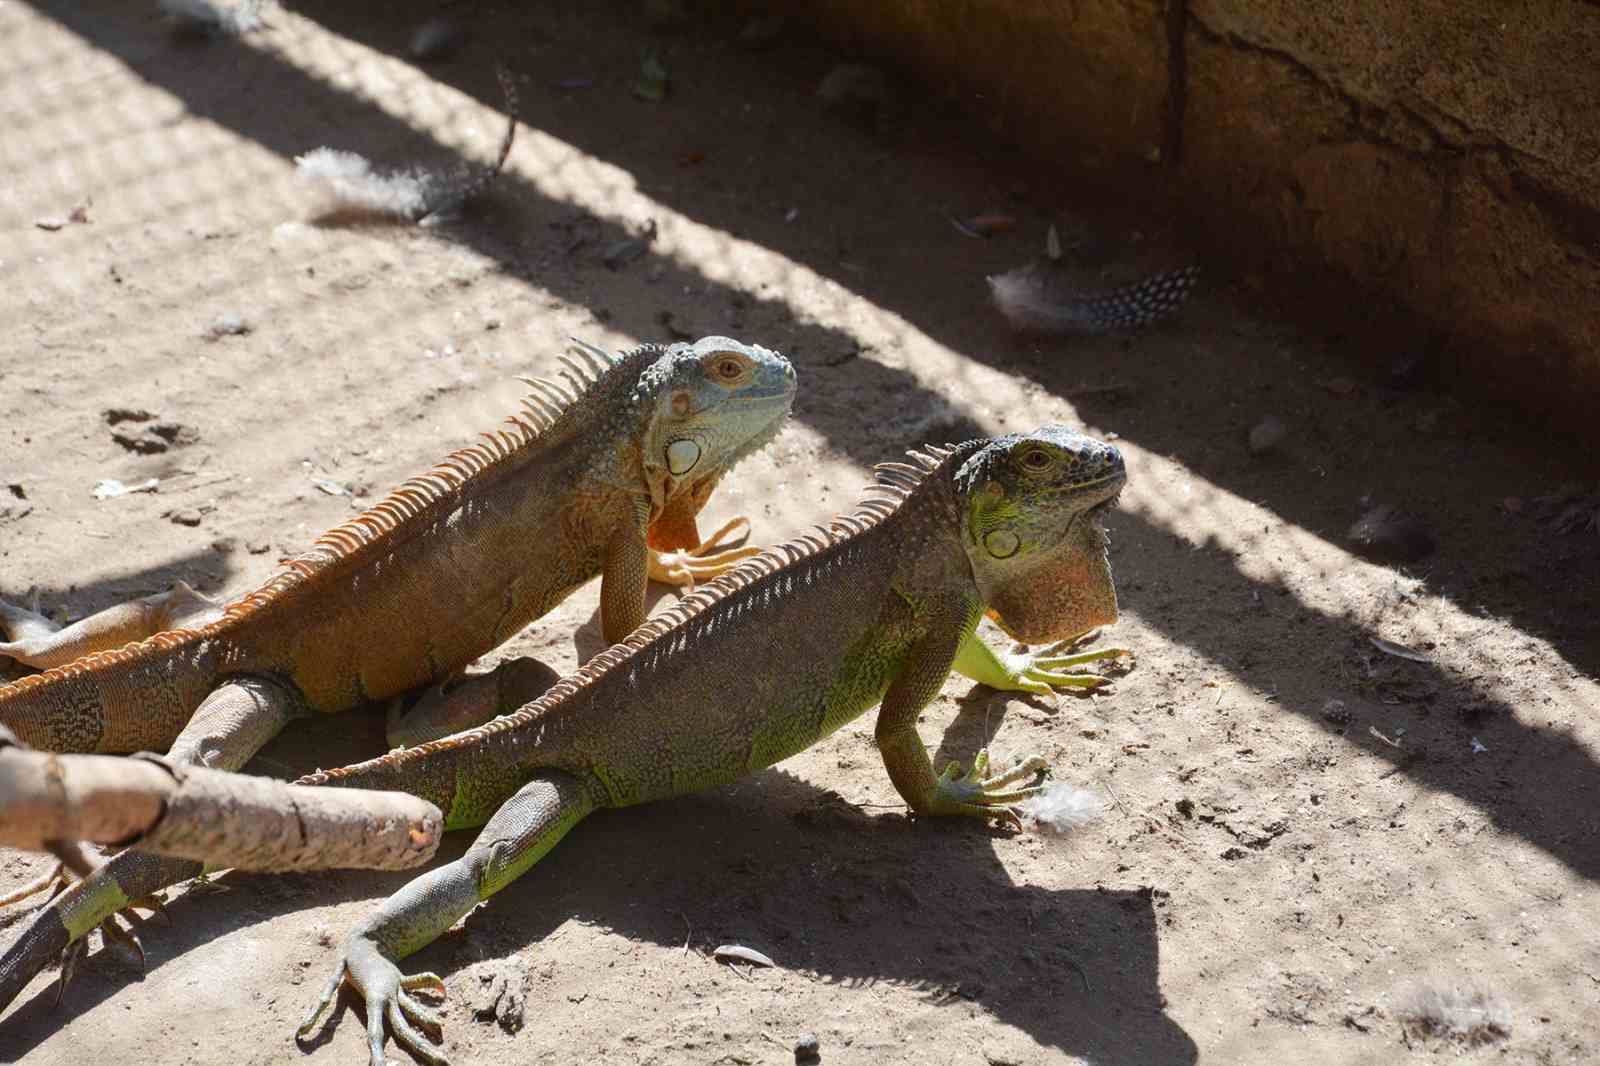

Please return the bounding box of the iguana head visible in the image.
[635,335,796,523]
[955,425,1127,644]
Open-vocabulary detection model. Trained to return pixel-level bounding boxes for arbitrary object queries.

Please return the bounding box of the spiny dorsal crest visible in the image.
[295,442,968,781]
[2,340,632,701]
[224,338,624,619]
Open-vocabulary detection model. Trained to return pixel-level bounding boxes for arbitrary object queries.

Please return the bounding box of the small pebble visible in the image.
[795,1032,820,1063]
[1348,504,1435,563]
[1247,414,1287,455]
[205,312,251,340]
[170,509,203,527]
[245,539,272,554]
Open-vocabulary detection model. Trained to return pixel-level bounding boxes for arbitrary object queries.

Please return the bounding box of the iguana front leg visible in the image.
[0,675,300,1008]
[873,600,1049,828]
[645,484,758,587]
[952,626,1132,704]
[298,771,596,1066]
[0,583,223,670]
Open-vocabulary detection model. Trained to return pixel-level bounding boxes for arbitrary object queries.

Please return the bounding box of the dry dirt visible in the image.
[2,3,1599,1065]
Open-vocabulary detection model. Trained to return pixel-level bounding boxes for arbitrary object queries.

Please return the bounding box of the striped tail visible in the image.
[0,631,217,753]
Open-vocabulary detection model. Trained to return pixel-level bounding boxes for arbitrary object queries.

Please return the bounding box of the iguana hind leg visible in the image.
[0,582,223,670]
[298,771,595,1066]
[386,657,560,749]
[0,674,301,1011]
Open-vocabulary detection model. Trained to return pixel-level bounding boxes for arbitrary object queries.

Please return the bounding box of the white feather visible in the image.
[1020,783,1105,833]
[293,148,440,221]
[1399,980,1511,1042]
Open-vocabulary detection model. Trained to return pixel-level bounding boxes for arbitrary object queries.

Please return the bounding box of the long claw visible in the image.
[694,515,750,551]
[55,938,87,1007]
[1032,646,1133,671]
[297,962,347,1040]
[100,914,146,968]
[979,756,1048,790]
[387,998,450,1066]
[1024,668,1112,689]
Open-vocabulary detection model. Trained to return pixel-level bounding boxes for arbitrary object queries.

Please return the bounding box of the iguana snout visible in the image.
[957,425,1126,644]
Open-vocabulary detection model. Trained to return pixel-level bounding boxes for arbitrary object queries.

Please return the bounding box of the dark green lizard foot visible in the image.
[298,939,449,1066]
[929,748,1049,829]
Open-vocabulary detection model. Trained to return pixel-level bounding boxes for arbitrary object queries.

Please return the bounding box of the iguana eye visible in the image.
[714,357,744,380]
[1020,448,1052,471]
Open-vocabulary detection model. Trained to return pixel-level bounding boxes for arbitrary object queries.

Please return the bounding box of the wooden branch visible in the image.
[0,728,441,872]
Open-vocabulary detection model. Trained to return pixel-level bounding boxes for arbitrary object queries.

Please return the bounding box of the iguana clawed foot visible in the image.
[647,516,760,587]
[953,628,1134,709]
[930,749,1049,830]
[299,941,449,1066]
[1008,632,1133,697]
[49,896,168,1004]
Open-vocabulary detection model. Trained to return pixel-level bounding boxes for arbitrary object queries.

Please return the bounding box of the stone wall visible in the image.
[779,1,1600,435]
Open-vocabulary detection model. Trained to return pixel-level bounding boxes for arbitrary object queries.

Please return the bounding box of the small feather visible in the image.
[1020,783,1106,833]
[713,944,776,968]
[989,262,1198,334]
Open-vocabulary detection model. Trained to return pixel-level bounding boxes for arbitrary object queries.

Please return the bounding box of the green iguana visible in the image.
[0,336,793,955]
[1,425,1135,1064]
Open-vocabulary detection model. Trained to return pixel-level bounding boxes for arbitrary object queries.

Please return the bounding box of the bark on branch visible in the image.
[0,727,441,872]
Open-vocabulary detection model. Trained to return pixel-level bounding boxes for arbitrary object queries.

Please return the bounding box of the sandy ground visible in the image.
[2,3,1598,1064]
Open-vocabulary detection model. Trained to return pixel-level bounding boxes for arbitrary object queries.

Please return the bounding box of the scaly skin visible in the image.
[267,426,1131,1066]
[0,336,794,1013]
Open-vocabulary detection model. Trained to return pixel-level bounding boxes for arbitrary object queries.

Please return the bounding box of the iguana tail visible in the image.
[0,631,220,753]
